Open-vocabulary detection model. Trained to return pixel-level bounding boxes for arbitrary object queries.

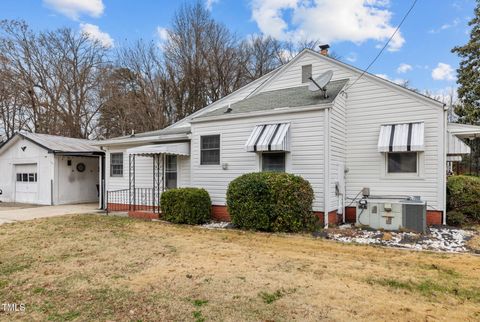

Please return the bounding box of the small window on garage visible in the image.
[110,153,124,177]
[16,173,22,182]
[22,173,28,182]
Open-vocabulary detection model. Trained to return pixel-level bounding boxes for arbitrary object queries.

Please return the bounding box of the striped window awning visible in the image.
[245,123,290,152]
[378,122,424,152]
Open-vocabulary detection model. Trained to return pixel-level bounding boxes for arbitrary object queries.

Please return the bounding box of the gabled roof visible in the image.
[197,79,348,119]
[250,48,445,108]
[0,132,103,155]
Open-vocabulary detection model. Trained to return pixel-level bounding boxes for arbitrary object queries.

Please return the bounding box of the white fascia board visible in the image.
[191,103,333,124]
[92,133,190,147]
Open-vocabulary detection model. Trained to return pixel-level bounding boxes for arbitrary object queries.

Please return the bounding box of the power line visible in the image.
[343,0,419,92]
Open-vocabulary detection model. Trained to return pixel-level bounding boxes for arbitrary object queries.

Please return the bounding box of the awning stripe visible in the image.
[378,122,424,152]
[253,125,267,152]
[407,123,412,151]
[245,123,290,152]
[389,125,395,152]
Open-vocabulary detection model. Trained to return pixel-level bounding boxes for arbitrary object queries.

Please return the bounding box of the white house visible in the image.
[95,48,480,226]
[0,132,104,205]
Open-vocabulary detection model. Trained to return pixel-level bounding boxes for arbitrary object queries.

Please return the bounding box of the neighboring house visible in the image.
[95,48,480,226]
[0,132,104,205]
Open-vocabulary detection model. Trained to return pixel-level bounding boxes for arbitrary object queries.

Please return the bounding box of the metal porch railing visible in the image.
[106,188,160,214]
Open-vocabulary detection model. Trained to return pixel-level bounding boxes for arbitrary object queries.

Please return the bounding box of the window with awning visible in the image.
[245,123,290,152]
[378,122,424,152]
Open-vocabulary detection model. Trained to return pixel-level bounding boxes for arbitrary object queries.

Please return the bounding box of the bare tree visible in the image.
[0,20,107,138]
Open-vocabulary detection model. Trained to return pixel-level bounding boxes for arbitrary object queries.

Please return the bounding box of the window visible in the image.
[16,173,37,182]
[302,64,312,83]
[110,153,124,177]
[387,152,417,173]
[200,135,220,165]
[165,155,177,190]
[262,152,285,172]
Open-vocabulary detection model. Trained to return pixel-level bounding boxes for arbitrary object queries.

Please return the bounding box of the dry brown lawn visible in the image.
[0,215,479,322]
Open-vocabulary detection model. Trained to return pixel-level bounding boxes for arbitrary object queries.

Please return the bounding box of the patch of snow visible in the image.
[201,221,232,229]
[323,227,476,253]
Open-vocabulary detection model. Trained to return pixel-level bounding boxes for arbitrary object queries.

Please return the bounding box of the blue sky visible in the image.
[0,0,475,95]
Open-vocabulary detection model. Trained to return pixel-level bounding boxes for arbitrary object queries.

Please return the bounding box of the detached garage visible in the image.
[0,132,104,205]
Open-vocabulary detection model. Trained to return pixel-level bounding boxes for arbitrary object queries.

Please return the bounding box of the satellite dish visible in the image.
[308,70,333,98]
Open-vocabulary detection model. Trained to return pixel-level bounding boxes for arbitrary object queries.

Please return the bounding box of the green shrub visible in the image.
[161,188,211,225]
[447,175,480,224]
[226,172,315,232]
[446,211,465,227]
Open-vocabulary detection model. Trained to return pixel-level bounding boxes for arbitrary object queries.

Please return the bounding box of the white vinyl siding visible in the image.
[258,51,444,210]
[191,110,325,211]
[105,148,192,192]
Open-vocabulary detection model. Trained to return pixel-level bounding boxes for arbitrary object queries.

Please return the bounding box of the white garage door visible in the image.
[15,164,38,204]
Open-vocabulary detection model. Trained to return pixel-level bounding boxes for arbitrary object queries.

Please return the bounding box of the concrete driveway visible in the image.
[0,203,101,225]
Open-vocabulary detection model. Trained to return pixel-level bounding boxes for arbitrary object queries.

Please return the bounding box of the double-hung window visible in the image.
[165,155,177,189]
[262,152,286,172]
[200,135,220,165]
[387,152,418,173]
[110,153,124,177]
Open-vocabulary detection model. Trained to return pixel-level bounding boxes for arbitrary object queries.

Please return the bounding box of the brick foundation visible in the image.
[128,211,160,220]
[345,207,443,226]
[109,203,444,226]
[426,211,443,225]
[212,205,231,221]
[314,210,342,225]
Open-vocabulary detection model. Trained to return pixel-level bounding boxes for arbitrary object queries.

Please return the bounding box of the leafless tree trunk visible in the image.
[0,20,107,138]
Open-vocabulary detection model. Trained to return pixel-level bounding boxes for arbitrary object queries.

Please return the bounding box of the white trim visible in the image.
[323,107,330,227]
[191,103,332,124]
[93,133,190,147]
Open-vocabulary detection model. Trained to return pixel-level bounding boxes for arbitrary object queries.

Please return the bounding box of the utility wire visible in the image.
[343,0,419,92]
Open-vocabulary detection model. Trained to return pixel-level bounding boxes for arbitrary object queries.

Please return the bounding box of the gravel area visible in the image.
[320,225,477,253]
[200,221,478,253]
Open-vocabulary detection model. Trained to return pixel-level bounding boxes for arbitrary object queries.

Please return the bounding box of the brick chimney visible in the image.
[319,44,330,56]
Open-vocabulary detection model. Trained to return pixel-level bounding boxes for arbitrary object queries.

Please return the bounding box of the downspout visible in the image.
[443,104,448,225]
[324,107,331,228]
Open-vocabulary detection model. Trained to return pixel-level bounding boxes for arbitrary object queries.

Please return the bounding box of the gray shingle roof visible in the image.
[196,79,348,119]
[20,132,102,153]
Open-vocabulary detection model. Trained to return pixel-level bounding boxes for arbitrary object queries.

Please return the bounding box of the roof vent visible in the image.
[224,104,232,113]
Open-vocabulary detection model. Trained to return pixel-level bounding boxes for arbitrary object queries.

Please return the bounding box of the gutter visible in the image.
[191,103,333,124]
[324,106,332,228]
[91,133,190,147]
[443,103,448,225]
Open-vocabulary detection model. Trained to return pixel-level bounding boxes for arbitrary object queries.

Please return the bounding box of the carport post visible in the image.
[50,179,53,205]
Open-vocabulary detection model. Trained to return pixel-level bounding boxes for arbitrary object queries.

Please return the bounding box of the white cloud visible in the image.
[428,18,460,33]
[396,63,412,74]
[375,73,406,85]
[346,52,357,63]
[431,63,455,81]
[44,0,104,20]
[80,23,114,48]
[251,0,405,52]
[206,0,219,10]
[156,26,169,42]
